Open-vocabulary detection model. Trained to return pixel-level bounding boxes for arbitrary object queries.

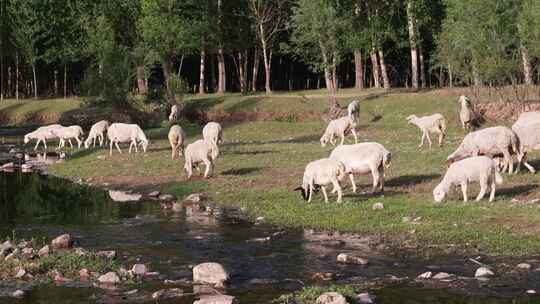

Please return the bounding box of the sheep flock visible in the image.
[22,97,540,204]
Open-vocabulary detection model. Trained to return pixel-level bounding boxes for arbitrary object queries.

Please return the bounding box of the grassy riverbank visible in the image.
[48,88,540,256]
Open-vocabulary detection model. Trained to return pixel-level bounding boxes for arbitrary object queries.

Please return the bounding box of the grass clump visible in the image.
[273,285,358,304]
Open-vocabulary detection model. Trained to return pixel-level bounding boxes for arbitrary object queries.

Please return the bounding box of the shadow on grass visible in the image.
[225,150,276,156]
[69,147,100,160]
[386,174,441,187]
[225,134,321,146]
[497,184,539,198]
[221,167,262,176]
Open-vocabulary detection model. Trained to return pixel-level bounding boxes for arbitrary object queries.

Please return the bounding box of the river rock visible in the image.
[193,262,230,287]
[38,245,50,257]
[132,264,147,276]
[151,288,185,300]
[185,193,204,203]
[417,271,433,279]
[372,202,384,210]
[475,267,494,278]
[357,292,374,304]
[336,253,368,265]
[527,289,536,294]
[159,193,176,201]
[517,263,532,270]
[172,202,183,213]
[147,191,161,197]
[51,234,72,249]
[14,267,26,279]
[316,292,347,304]
[433,272,451,280]
[11,290,25,298]
[1,240,13,255]
[98,272,120,284]
[109,190,142,202]
[21,247,33,258]
[97,250,116,259]
[194,295,237,304]
[79,269,90,281]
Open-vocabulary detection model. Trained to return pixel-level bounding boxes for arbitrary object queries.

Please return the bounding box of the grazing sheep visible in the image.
[320,116,358,147]
[447,126,522,174]
[84,120,110,149]
[458,95,474,129]
[202,122,223,159]
[433,156,503,203]
[23,124,62,151]
[107,123,149,155]
[169,104,179,121]
[512,112,540,173]
[329,142,391,194]
[347,100,360,123]
[184,139,218,179]
[168,125,187,159]
[294,158,346,203]
[406,113,447,148]
[49,125,84,149]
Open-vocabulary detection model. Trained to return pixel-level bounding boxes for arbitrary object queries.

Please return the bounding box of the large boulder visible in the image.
[475,267,494,278]
[98,272,120,284]
[132,264,147,276]
[316,292,347,304]
[51,234,72,250]
[193,262,230,287]
[108,190,142,202]
[194,295,237,304]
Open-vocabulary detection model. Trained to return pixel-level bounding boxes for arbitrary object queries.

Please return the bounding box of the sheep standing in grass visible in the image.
[406,113,447,148]
[433,156,503,203]
[512,111,540,173]
[50,125,84,149]
[329,142,391,194]
[184,139,218,179]
[168,125,187,159]
[347,100,360,123]
[447,126,522,174]
[24,124,62,151]
[320,116,358,147]
[169,104,179,121]
[458,95,474,129]
[294,158,346,203]
[107,123,149,155]
[84,120,110,148]
[203,122,223,159]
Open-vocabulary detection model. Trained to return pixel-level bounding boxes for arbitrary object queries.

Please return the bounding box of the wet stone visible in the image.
[433,272,452,280]
[151,288,184,300]
[11,290,25,298]
[517,263,532,270]
[38,245,50,257]
[98,272,120,284]
[132,264,148,276]
[337,253,368,265]
[194,295,237,304]
[475,267,495,278]
[159,193,176,201]
[51,234,72,250]
[417,271,433,279]
[357,292,374,304]
[96,250,116,259]
[316,292,347,304]
[193,262,230,287]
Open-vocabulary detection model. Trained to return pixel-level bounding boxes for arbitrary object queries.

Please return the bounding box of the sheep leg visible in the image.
[502,149,513,174]
[461,182,468,202]
[349,173,357,193]
[351,128,358,144]
[330,135,335,146]
[370,165,380,193]
[203,159,212,178]
[378,167,385,192]
[308,181,314,203]
[68,138,73,149]
[438,131,445,147]
[332,180,342,203]
[321,186,329,203]
[339,133,345,145]
[115,141,122,154]
[425,132,432,149]
[419,133,425,148]
[34,139,41,151]
[76,137,82,149]
[489,181,496,202]
[171,144,176,159]
[524,161,536,174]
[110,140,114,155]
[476,177,488,201]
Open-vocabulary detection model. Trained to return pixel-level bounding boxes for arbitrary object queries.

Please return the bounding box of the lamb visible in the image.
[169,104,179,121]
[406,113,447,148]
[320,116,358,147]
[23,124,62,151]
[168,125,187,159]
[49,125,84,149]
[347,100,360,123]
[107,123,149,155]
[294,158,346,203]
[184,139,218,179]
[512,111,540,173]
[458,95,474,129]
[433,156,503,203]
[329,142,391,194]
[202,122,223,159]
[447,126,522,174]
[84,120,110,149]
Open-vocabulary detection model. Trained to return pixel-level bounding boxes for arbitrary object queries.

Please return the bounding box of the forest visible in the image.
[0,0,539,107]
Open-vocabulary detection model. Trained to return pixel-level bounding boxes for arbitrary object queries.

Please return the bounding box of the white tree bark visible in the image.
[521,45,533,85]
[370,48,381,88]
[354,48,364,89]
[407,1,419,90]
[199,49,206,94]
[378,48,390,89]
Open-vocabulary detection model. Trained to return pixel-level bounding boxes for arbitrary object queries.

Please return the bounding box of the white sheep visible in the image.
[458,95,474,129]
[512,111,540,173]
[347,100,360,123]
[107,123,149,155]
[433,156,503,203]
[294,158,346,203]
[169,104,179,121]
[184,139,218,179]
[447,126,522,174]
[168,125,187,159]
[49,125,84,149]
[320,116,358,147]
[84,120,110,148]
[202,122,223,159]
[406,113,447,148]
[329,142,391,194]
[23,124,62,151]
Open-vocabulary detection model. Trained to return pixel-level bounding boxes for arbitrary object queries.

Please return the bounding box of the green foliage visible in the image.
[273,285,358,304]
[35,252,118,278]
[518,0,540,57]
[7,0,40,67]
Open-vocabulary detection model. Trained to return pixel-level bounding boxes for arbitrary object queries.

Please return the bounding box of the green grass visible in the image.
[0,98,82,125]
[49,88,540,256]
[273,285,359,304]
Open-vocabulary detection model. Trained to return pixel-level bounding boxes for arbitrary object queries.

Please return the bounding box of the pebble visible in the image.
[336,253,368,265]
[151,288,185,300]
[132,264,148,276]
[417,271,433,279]
[357,292,374,304]
[527,289,536,294]
[475,267,495,278]
[433,272,451,280]
[98,272,120,284]
[517,263,532,270]
[11,290,25,298]
[372,202,384,210]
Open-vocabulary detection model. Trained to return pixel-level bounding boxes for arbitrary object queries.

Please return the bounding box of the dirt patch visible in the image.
[185,109,323,124]
[476,100,540,122]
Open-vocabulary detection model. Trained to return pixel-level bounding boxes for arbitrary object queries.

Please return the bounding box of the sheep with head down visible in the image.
[320,116,358,147]
[168,125,187,159]
[84,120,110,149]
[512,111,540,173]
[24,124,62,151]
[107,123,149,155]
[49,125,84,149]
[294,158,346,203]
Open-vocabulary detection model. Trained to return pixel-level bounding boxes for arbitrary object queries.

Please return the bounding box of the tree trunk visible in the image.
[162,57,175,103]
[448,63,453,88]
[63,64,67,98]
[15,54,19,100]
[419,45,426,88]
[7,66,11,97]
[354,48,364,89]
[262,42,271,94]
[472,64,481,87]
[136,66,147,94]
[252,48,260,92]
[378,48,390,89]
[210,54,217,92]
[319,41,338,108]
[217,48,226,93]
[199,49,206,94]
[521,45,533,85]
[54,70,58,97]
[32,64,37,99]
[370,48,380,88]
[407,1,419,90]
[237,50,247,94]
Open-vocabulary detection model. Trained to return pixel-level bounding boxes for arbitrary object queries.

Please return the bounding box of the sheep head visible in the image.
[433,183,446,203]
[406,115,418,124]
[320,134,330,147]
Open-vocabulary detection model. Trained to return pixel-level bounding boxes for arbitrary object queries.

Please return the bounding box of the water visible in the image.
[0,171,538,303]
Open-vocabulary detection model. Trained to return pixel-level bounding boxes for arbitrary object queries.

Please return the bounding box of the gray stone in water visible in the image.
[193,262,230,287]
[51,234,72,250]
[151,288,185,300]
[372,202,384,210]
[1,240,13,253]
[336,253,368,265]
[316,292,347,304]
[159,193,176,201]
[11,290,25,298]
[185,193,204,203]
[96,250,116,259]
[475,267,494,278]
[109,190,142,202]
[433,272,451,280]
[14,267,26,279]
[527,289,536,294]
[517,263,532,270]
[194,295,237,304]
[147,191,161,197]
[357,292,374,304]
[417,271,433,279]
[132,264,147,276]
[79,268,90,281]
[98,272,120,284]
